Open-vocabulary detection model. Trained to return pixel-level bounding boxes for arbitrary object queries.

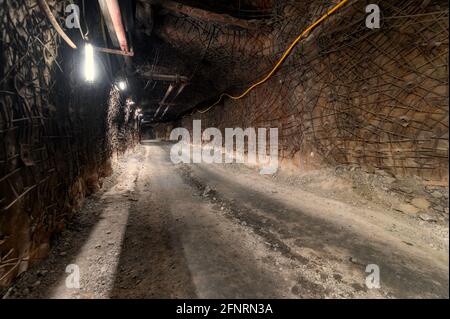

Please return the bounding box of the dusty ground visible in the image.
[2,141,448,299]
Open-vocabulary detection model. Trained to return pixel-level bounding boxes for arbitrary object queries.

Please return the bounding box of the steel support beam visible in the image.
[98,0,130,53]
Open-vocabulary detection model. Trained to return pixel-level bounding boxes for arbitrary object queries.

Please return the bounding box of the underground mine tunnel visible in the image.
[0,0,448,300]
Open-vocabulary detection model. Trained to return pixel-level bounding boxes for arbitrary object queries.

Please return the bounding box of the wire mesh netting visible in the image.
[0,0,138,286]
[143,0,448,180]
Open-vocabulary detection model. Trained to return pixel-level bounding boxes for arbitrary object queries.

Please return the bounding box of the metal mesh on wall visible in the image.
[151,0,448,180]
[0,0,138,286]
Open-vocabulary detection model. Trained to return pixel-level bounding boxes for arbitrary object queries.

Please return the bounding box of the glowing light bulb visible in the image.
[118,81,127,90]
[84,44,95,82]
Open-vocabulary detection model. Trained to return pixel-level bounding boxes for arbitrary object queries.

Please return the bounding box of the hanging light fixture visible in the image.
[118,81,127,91]
[84,43,95,82]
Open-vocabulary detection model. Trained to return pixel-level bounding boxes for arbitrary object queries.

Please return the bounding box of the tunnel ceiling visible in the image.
[130,0,448,125]
[132,0,281,122]
[131,0,336,122]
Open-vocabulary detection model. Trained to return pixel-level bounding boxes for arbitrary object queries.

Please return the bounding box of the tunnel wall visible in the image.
[0,1,138,287]
[158,0,449,182]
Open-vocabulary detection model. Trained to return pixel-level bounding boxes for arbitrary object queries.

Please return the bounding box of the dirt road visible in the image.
[3,141,448,299]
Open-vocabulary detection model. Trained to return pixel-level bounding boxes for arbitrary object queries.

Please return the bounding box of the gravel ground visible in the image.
[2,142,448,299]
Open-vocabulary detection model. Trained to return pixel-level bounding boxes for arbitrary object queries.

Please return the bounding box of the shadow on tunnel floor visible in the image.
[109,178,197,298]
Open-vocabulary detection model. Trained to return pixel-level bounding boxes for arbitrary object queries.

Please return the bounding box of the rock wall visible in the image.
[0,0,138,287]
[157,0,449,182]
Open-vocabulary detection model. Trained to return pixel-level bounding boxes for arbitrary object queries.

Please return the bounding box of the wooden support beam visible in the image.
[93,46,134,57]
[148,0,260,30]
[37,0,77,49]
[98,0,130,52]
[141,72,188,83]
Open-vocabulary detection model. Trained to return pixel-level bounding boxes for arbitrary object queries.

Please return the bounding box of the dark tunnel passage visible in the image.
[0,0,448,300]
